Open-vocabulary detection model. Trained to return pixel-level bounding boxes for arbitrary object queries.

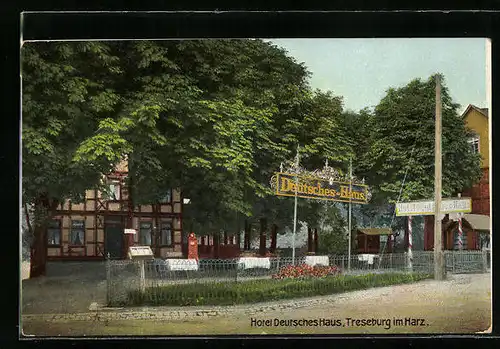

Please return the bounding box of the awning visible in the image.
[463,214,490,232]
[357,228,393,235]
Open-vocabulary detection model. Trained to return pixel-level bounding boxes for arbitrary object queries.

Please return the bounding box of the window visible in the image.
[47,219,61,245]
[453,229,468,250]
[139,222,152,245]
[159,189,172,203]
[468,135,480,154]
[106,180,121,200]
[70,220,85,246]
[160,222,173,246]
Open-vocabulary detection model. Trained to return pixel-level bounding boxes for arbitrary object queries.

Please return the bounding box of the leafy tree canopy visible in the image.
[357,74,482,205]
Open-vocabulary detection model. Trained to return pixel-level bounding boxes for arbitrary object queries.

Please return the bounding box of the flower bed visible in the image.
[112,272,432,307]
[272,264,340,279]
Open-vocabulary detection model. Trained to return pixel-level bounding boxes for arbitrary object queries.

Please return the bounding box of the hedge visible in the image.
[111,272,431,307]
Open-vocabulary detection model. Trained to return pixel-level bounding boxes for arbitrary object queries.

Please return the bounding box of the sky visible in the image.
[267,38,488,114]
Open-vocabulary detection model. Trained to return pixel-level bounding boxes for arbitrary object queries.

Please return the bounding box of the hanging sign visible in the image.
[274,172,369,204]
[395,197,472,216]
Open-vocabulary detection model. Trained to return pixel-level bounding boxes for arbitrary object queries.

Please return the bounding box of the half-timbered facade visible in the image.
[423,104,490,251]
[461,104,490,216]
[46,159,183,260]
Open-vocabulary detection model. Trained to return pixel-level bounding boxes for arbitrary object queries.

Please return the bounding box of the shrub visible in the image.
[116,272,431,307]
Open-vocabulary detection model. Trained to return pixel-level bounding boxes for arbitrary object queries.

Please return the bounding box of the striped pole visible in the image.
[408,216,413,270]
[458,213,463,250]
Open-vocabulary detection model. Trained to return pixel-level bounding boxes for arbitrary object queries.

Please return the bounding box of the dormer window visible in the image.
[159,189,172,203]
[468,135,480,154]
[106,180,121,200]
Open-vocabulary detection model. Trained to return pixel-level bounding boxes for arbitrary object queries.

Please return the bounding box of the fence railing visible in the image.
[106,250,489,306]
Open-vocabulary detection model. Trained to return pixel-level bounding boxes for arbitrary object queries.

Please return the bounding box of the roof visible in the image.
[357,228,393,235]
[462,104,488,118]
[463,214,490,232]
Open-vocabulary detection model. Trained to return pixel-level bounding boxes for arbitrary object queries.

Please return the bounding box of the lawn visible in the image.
[117,272,431,307]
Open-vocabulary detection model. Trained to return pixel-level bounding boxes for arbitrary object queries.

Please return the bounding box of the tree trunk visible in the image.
[29,194,59,278]
[259,218,267,256]
[224,231,228,245]
[214,232,220,259]
[314,228,318,254]
[270,224,277,253]
[307,226,313,253]
[244,220,251,250]
[236,230,241,249]
[30,223,48,278]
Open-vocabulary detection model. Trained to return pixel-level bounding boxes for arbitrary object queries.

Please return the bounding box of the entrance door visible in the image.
[105,216,124,259]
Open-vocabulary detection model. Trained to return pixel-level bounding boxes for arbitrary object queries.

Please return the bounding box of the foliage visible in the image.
[357,74,482,204]
[117,272,431,307]
[22,39,484,264]
[21,42,125,208]
[311,202,349,254]
[341,74,483,239]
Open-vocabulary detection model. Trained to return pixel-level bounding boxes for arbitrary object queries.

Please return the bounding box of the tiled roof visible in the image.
[462,104,488,118]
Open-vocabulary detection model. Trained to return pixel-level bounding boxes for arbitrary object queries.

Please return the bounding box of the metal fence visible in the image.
[105,250,489,306]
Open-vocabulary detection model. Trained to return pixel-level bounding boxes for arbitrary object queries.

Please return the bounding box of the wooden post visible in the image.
[259,218,267,256]
[224,231,228,245]
[139,260,146,292]
[314,228,318,254]
[106,253,111,303]
[434,74,445,280]
[482,248,488,273]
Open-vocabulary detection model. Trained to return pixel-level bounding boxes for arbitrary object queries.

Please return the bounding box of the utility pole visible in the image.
[348,156,353,271]
[434,75,445,280]
[292,144,299,265]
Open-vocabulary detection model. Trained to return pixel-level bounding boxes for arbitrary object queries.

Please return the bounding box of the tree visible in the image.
[346,75,483,245]
[23,39,320,261]
[314,202,349,255]
[21,42,128,277]
[359,74,482,204]
[21,41,173,277]
[250,89,354,241]
[121,39,313,234]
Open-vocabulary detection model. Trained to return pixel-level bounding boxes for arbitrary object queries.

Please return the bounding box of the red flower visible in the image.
[271,264,341,279]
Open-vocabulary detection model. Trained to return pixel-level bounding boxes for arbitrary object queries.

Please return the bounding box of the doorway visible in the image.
[105,216,124,259]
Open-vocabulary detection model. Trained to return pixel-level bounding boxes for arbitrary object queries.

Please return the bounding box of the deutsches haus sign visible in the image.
[275,172,369,204]
[395,198,472,216]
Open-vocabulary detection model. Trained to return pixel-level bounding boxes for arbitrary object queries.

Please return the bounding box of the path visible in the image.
[22,272,491,335]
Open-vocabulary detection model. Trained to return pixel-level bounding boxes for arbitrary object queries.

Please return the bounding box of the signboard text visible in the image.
[275,172,369,204]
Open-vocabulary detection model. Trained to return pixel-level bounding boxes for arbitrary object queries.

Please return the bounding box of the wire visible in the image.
[377,139,417,267]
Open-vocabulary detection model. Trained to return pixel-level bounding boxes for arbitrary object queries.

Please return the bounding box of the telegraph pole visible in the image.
[348,156,353,271]
[434,75,445,280]
[291,144,299,265]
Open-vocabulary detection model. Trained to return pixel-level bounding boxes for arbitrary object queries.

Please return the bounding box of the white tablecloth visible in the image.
[164,259,199,271]
[238,257,271,269]
[357,254,378,265]
[304,255,329,267]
